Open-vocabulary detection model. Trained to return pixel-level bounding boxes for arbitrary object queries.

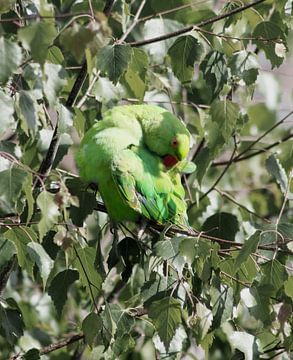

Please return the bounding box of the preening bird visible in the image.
[76,105,192,226]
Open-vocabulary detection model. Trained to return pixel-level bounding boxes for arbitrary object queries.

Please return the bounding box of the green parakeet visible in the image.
[76,105,192,226]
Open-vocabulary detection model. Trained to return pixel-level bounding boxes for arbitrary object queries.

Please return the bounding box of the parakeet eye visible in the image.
[171,138,178,147]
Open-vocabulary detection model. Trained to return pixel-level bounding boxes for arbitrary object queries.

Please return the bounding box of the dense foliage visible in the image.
[0,0,293,359]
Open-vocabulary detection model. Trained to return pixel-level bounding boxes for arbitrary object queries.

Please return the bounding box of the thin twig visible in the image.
[212,132,293,166]
[138,0,212,23]
[118,0,146,43]
[34,0,115,187]
[198,136,238,202]
[220,271,251,287]
[128,0,266,47]
[215,188,271,223]
[76,70,101,108]
[193,25,284,44]
[227,111,293,164]
[0,12,91,23]
[276,170,293,226]
[9,334,84,359]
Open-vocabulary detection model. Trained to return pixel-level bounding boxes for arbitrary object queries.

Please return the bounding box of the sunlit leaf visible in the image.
[265,154,288,194]
[253,21,286,68]
[148,297,182,351]
[82,312,103,346]
[0,90,15,137]
[18,22,57,65]
[72,246,102,300]
[97,44,132,84]
[37,191,60,241]
[0,37,22,84]
[168,35,203,84]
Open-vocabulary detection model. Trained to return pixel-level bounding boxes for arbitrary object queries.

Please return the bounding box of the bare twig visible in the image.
[0,12,91,23]
[213,132,293,166]
[228,112,292,162]
[193,25,284,44]
[198,136,238,202]
[118,0,146,43]
[276,170,293,226]
[128,0,266,47]
[9,334,84,359]
[34,0,115,188]
[138,0,211,23]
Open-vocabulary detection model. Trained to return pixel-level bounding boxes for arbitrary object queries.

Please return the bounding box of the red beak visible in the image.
[163,154,178,167]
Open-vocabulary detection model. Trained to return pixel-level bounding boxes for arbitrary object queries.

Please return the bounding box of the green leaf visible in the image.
[229,51,259,86]
[0,238,16,267]
[4,227,36,276]
[0,166,28,216]
[228,331,257,360]
[37,191,60,241]
[97,44,132,84]
[43,63,67,106]
[0,90,15,137]
[247,103,276,131]
[178,237,198,265]
[0,0,15,14]
[65,177,97,227]
[202,212,239,242]
[122,48,149,100]
[194,302,213,339]
[210,284,233,326]
[148,297,182,351]
[17,90,38,134]
[113,333,136,357]
[18,22,57,65]
[234,232,260,271]
[0,37,22,84]
[57,103,73,133]
[59,23,96,62]
[23,348,40,360]
[27,242,54,288]
[73,246,102,300]
[143,18,183,63]
[82,312,103,346]
[265,154,288,194]
[168,35,203,83]
[261,259,287,291]
[284,276,293,299]
[200,51,228,100]
[48,269,79,316]
[0,303,24,345]
[23,173,34,224]
[154,238,186,275]
[210,100,240,141]
[47,45,64,65]
[141,273,177,303]
[253,21,286,68]
[102,303,135,338]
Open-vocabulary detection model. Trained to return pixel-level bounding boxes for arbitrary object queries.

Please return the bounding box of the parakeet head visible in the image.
[141,108,191,167]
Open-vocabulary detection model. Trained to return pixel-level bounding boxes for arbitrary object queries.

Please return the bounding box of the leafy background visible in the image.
[0,0,293,359]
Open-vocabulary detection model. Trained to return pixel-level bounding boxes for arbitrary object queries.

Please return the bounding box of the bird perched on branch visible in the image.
[76,105,194,227]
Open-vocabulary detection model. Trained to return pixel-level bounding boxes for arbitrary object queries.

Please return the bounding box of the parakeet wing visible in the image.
[111,146,188,225]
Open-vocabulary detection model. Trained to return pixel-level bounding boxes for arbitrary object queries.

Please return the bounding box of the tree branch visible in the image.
[212,111,293,166]
[34,0,115,188]
[10,334,84,359]
[198,136,237,202]
[128,0,266,47]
